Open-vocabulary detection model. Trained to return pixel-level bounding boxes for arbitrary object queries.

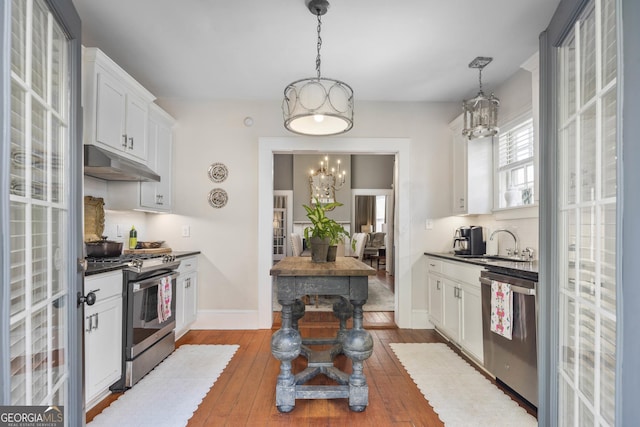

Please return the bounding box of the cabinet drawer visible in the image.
[84,270,123,301]
[442,261,483,286]
[177,256,198,274]
[426,257,442,274]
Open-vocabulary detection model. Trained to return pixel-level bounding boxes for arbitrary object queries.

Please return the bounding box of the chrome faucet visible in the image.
[489,229,519,257]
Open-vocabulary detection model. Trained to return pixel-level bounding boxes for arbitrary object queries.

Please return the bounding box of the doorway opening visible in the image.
[257,137,411,329]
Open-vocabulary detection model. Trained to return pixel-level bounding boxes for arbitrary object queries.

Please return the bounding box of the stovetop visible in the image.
[86,253,180,275]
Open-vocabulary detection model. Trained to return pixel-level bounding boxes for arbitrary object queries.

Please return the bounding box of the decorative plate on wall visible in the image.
[208,162,228,183]
[208,188,228,208]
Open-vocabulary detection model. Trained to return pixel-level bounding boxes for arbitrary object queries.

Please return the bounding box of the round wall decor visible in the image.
[208,162,228,183]
[208,188,228,208]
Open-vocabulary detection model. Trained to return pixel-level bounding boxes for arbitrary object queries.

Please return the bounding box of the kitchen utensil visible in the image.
[136,241,164,249]
[85,237,123,257]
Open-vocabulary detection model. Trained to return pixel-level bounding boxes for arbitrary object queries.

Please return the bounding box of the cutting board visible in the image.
[123,247,172,255]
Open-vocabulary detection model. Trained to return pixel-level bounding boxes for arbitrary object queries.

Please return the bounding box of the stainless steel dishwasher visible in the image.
[480,269,537,407]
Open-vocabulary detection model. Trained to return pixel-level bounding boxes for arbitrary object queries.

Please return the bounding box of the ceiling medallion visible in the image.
[208,188,228,208]
[208,162,228,183]
[282,0,354,136]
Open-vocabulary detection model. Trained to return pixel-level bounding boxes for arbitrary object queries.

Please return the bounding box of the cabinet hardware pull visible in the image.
[128,137,134,149]
[122,134,128,148]
[86,315,92,332]
[94,313,99,330]
[436,280,441,290]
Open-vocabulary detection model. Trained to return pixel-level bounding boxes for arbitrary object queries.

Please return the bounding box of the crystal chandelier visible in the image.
[282,0,354,136]
[309,156,346,205]
[462,57,499,139]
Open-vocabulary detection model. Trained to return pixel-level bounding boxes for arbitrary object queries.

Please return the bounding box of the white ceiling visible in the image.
[72,0,559,103]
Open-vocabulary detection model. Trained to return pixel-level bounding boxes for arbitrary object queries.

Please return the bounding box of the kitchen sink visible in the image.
[454,254,533,263]
[484,255,533,262]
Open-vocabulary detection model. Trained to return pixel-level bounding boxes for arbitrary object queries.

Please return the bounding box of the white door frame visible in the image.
[258,137,411,328]
[274,190,293,256]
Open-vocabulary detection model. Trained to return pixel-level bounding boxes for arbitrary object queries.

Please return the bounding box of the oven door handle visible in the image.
[480,277,536,296]
[132,271,180,292]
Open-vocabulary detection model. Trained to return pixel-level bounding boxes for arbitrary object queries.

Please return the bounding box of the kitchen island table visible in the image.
[270,256,375,412]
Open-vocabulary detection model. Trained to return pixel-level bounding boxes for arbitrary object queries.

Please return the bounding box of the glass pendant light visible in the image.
[282,0,354,136]
[462,56,500,139]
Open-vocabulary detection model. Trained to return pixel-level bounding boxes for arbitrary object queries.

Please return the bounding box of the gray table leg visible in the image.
[271,300,301,413]
[343,299,373,412]
[333,297,353,343]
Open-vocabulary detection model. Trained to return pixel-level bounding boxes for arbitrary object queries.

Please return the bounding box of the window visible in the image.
[496,117,535,209]
[375,195,386,232]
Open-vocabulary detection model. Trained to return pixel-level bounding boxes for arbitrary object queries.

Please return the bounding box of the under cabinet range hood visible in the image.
[83,145,160,182]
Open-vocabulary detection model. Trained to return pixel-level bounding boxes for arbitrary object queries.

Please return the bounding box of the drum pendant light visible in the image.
[282,0,354,136]
[462,57,500,139]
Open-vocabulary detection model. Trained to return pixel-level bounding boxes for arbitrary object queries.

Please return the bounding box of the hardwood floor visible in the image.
[87,272,537,425]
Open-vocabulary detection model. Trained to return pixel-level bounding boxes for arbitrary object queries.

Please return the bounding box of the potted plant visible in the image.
[326,216,357,261]
[303,198,352,262]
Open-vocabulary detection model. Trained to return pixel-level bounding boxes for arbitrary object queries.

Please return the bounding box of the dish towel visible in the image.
[490,280,513,340]
[157,276,172,323]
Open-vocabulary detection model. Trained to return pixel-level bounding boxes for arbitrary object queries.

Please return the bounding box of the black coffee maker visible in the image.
[453,226,485,255]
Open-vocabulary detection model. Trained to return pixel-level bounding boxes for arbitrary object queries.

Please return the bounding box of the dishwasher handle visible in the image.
[480,277,536,296]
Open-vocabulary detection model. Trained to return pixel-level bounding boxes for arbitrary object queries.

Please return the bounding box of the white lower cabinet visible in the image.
[84,270,123,409]
[442,279,461,342]
[426,256,484,364]
[427,275,444,328]
[175,256,198,339]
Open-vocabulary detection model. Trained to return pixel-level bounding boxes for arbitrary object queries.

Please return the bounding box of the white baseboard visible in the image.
[411,309,434,329]
[190,310,260,330]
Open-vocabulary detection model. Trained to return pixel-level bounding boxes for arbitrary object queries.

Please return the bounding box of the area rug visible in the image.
[88,344,238,427]
[390,343,536,427]
[272,276,394,312]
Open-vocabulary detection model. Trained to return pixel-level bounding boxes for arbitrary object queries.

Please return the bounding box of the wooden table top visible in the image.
[270,256,375,277]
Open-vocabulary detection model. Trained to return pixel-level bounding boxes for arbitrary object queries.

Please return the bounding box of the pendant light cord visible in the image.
[478,68,484,94]
[316,13,322,80]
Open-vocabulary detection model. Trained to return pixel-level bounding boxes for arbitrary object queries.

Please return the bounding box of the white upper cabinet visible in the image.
[140,104,174,211]
[449,114,493,215]
[82,47,155,162]
[108,103,175,212]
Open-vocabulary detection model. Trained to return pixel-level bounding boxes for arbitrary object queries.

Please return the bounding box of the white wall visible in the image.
[141,99,459,329]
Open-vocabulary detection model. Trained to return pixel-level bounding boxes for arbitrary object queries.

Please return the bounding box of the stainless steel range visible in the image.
[88,254,181,391]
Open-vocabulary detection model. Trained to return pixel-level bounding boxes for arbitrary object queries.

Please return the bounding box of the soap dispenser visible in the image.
[129,226,137,249]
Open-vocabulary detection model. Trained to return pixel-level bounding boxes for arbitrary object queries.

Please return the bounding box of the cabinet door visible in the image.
[124,93,148,160]
[175,272,197,338]
[183,273,197,326]
[175,275,186,335]
[141,109,172,211]
[84,297,122,405]
[442,279,460,341]
[451,133,468,214]
[427,274,444,327]
[460,283,483,363]
[95,70,126,152]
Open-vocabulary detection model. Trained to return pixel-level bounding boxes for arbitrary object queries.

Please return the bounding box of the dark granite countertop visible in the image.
[85,251,201,276]
[424,252,539,281]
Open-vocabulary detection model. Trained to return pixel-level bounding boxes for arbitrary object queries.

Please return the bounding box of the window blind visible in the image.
[498,118,534,169]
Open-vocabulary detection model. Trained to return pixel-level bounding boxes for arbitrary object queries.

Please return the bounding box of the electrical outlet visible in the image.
[116,224,123,237]
[181,225,190,237]
[425,219,434,230]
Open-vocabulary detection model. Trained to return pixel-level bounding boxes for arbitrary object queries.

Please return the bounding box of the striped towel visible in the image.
[157,276,172,323]
[490,280,513,340]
